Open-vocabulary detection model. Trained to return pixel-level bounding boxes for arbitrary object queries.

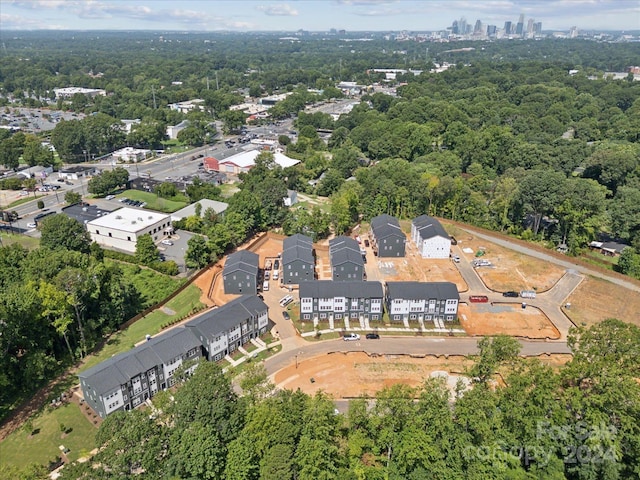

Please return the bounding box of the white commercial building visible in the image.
[111,147,151,163]
[87,207,173,253]
[218,149,300,175]
[168,99,204,114]
[54,87,107,99]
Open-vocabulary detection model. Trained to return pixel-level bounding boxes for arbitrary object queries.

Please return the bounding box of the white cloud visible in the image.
[0,12,64,29]
[257,3,299,16]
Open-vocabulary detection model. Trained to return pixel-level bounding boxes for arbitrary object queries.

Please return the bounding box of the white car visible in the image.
[343,333,360,342]
[105,195,115,200]
[27,222,37,229]
[161,239,173,246]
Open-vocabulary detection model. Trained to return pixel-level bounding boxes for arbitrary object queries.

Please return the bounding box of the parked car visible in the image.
[282,311,290,321]
[365,333,380,340]
[26,222,37,229]
[503,291,519,298]
[343,333,360,341]
[161,239,174,246]
[105,195,115,200]
[264,271,270,280]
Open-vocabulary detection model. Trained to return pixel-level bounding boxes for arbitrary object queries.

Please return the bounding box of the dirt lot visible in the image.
[273,352,571,398]
[563,276,640,327]
[458,304,560,339]
[446,224,565,293]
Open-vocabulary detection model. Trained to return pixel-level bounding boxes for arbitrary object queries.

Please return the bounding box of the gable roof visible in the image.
[329,236,360,253]
[185,295,267,340]
[282,244,314,266]
[386,281,459,301]
[283,233,312,250]
[299,280,383,299]
[371,214,404,241]
[412,215,449,240]
[330,247,364,267]
[224,250,259,276]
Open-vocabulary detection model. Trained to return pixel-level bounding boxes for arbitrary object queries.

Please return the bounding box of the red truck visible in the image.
[469,295,489,303]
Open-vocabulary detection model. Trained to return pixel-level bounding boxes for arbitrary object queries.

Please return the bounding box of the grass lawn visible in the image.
[117,190,188,213]
[0,231,40,249]
[6,197,35,209]
[79,284,204,373]
[219,183,240,198]
[106,260,184,308]
[306,331,341,342]
[0,402,97,469]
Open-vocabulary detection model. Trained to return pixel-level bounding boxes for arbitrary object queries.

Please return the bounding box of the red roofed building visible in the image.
[203,157,219,172]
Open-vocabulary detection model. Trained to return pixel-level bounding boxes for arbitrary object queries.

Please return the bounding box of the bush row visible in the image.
[103,249,180,275]
[160,305,208,330]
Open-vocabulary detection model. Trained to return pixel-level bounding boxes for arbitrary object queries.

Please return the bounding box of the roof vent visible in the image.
[115,215,122,219]
[148,216,153,220]
[138,217,143,222]
[131,220,137,224]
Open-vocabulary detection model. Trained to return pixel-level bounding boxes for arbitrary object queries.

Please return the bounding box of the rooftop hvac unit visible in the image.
[138,217,143,221]
[115,215,122,219]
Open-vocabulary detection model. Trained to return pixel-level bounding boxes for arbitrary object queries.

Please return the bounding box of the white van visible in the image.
[273,270,279,280]
[262,280,269,292]
[279,295,293,307]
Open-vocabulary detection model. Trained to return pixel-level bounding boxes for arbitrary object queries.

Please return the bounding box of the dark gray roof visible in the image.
[371,215,404,241]
[412,215,449,240]
[330,247,364,267]
[62,203,114,227]
[79,341,163,396]
[299,280,383,299]
[329,236,360,253]
[146,328,201,363]
[386,281,459,301]
[185,295,268,340]
[283,233,312,250]
[282,244,314,266]
[225,250,259,276]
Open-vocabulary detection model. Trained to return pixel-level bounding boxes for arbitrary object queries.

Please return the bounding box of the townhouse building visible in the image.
[299,280,384,322]
[223,250,260,294]
[411,215,451,259]
[79,295,268,418]
[282,233,315,285]
[385,281,459,322]
[370,214,406,257]
[329,236,365,281]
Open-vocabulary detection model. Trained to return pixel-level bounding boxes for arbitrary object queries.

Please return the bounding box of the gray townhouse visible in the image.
[282,233,315,285]
[223,250,259,294]
[79,295,269,418]
[329,236,365,281]
[185,295,269,362]
[79,327,203,419]
[411,215,451,259]
[370,214,406,257]
[299,280,384,322]
[385,281,459,323]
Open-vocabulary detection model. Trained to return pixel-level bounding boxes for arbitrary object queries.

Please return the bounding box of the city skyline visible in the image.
[1,0,639,32]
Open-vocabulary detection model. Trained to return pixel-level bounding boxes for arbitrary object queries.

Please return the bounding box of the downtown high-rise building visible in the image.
[504,21,512,34]
[515,14,525,36]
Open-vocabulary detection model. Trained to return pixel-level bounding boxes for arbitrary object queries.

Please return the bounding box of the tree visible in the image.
[135,234,158,265]
[517,170,566,235]
[470,335,521,384]
[36,199,44,210]
[0,132,25,169]
[155,181,178,199]
[185,234,211,269]
[39,214,91,254]
[617,247,640,279]
[22,135,54,167]
[64,191,81,205]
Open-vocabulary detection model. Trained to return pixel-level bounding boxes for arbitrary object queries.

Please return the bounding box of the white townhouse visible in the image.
[299,280,384,323]
[411,215,452,259]
[385,281,459,323]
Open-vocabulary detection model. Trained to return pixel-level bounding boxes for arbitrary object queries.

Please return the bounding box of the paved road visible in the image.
[264,336,572,377]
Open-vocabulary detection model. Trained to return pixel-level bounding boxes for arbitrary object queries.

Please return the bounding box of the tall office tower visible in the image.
[474,19,483,34]
[487,25,497,37]
[459,17,467,36]
[515,14,524,36]
[451,20,459,34]
[527,18,535,34]
[533,22,542,34]
[504,21,512,34]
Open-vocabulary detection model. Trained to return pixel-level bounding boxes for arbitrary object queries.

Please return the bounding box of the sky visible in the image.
[1,0,639,32]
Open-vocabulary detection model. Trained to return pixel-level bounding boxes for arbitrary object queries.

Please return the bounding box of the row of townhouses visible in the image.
[329,236,365,281]
[79,295,268,418]
[299,280,459,323]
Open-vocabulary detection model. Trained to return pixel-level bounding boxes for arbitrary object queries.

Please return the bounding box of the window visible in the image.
[108,232,112,237]
[372,315,379,320]
[303,314,311,320]
[320,313,327,319]
[410,314,417,320]
[127,236,131,241]
[393,315,401,320]
[95,230,99,234]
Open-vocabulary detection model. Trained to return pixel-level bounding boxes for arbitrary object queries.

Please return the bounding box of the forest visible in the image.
[30,321,636,480]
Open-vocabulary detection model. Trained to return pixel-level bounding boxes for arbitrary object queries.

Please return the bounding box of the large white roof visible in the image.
[87,207,171,233]
[219,149,300,169]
